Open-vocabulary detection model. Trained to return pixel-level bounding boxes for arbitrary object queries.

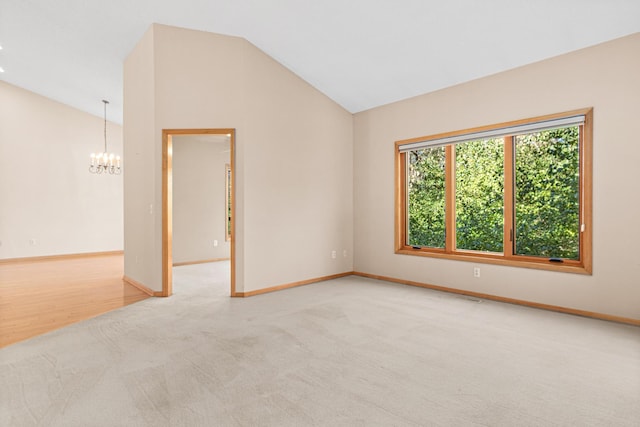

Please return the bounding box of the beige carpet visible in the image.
[1,261,639,426]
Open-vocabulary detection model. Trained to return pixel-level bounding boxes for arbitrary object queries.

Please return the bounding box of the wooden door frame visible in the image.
[162,128,237,297]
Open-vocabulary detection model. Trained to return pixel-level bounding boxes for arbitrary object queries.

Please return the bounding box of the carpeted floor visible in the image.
[1,261,639,426]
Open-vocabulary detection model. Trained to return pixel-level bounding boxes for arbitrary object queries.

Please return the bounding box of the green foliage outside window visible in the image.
[406,126,580,259]
[515,128,579,259]
[407,147,445,248]
[456,139,504,252]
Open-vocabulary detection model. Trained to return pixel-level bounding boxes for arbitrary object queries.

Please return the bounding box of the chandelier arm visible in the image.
[90,99,121,175]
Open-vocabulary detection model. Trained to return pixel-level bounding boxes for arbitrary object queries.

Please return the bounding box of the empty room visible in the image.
[1,1,639,426]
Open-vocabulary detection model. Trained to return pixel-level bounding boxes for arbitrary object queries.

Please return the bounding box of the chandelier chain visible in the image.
[103,99,108,153]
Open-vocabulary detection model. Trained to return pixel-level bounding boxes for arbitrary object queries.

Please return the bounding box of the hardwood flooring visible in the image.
[0,253,149,348]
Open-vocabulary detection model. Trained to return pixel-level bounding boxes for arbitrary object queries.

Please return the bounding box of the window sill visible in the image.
[395,247,591,275]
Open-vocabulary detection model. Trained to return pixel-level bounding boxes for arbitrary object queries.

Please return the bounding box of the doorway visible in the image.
[162,129,236,297]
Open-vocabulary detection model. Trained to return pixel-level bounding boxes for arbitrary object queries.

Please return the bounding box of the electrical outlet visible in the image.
[473,267,481,278]
[331,250,337,259]
[29,238,37,246]
[343,249,347,258]
[214,240,218,247]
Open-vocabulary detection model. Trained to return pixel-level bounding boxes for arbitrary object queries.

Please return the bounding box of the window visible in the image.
[396,109,592,273]
[225,163,232,241]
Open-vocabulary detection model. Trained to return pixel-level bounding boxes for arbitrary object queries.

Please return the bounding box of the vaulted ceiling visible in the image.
[1,1,638,124]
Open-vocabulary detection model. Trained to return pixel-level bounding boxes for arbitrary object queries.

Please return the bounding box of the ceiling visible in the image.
[1,1,638,124]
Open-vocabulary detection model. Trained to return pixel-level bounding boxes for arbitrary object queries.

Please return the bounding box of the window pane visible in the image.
[514,127,580,259]
[455,139,504,253]
[407,147,446,248]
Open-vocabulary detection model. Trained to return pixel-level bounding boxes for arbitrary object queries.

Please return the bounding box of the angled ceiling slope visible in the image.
[1,0,639,124]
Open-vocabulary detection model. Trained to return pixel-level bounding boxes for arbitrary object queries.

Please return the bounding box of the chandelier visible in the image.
[89,100,121,175]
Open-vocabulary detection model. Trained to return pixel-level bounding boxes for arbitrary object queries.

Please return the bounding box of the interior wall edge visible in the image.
[122,275,162,297]
[352,271,640,327]
[0,251,124,264]
[172,258,230,267]
[235,271,354,297]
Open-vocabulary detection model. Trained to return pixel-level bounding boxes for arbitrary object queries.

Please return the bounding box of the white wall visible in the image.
[122,25,638,321]
[124,24,353,293]
[353,33,640,320]
[0,81,123,259]
[172,135,230,263]
[123,28,156,286]
[238,29,353,291]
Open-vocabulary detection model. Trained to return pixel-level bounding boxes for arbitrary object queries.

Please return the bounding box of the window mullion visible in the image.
[503,136,515,257]
[445,144,456,253]
[397,151,408,250]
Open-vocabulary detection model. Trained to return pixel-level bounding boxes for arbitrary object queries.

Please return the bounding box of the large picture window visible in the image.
[396,109,592,273]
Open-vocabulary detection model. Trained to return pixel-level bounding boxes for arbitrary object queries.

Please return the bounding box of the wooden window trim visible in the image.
[395,108,593,275]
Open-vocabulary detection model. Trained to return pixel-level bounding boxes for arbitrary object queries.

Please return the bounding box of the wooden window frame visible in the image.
[395,108,593,274]
[225,163,232,242]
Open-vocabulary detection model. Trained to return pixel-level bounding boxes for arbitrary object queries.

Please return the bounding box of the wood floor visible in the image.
[0,253,149,348]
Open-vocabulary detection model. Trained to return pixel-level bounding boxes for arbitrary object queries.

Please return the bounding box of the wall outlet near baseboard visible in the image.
[29,238,37,246]
[331,250,337,259]
[214,240,218,247]
[473,267,481,278]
